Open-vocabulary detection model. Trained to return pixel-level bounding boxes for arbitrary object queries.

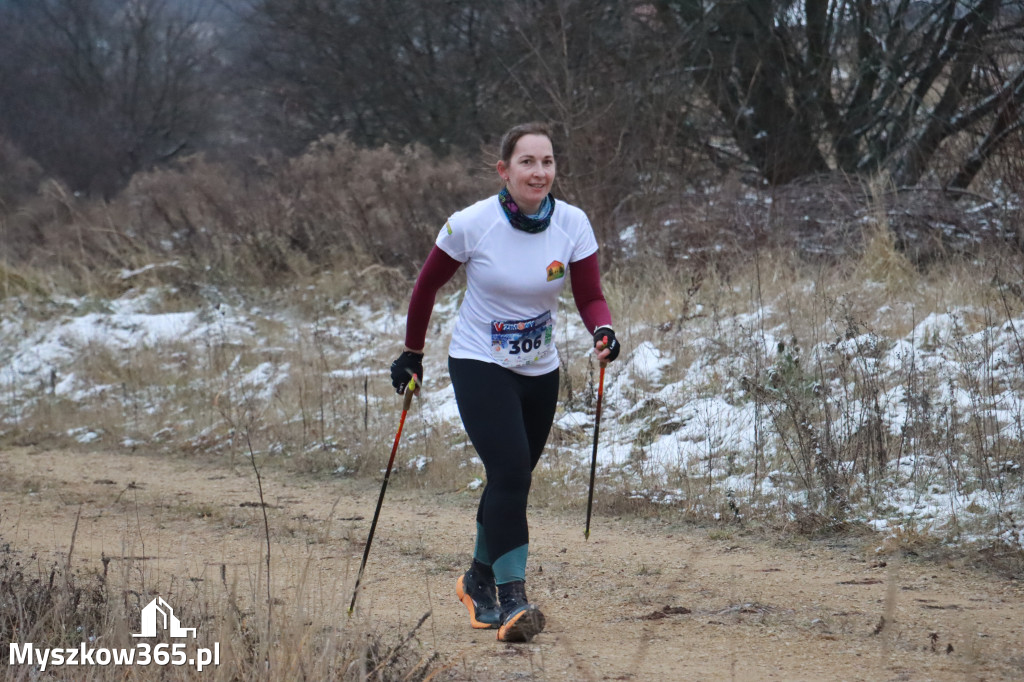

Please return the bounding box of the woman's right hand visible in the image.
[390,351,424,394]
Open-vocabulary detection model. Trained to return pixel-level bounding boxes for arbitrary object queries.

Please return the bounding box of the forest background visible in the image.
[2,2,1024,677]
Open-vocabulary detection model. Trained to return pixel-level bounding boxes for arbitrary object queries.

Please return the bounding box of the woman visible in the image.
[389,122,620,643]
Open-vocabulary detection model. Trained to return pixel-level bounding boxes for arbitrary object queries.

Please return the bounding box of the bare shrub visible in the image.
[0,548,108,659]
[271,135,491,275]
[0,540,439,680]
[3,137,490,295]
[983,129,1024,249]
[0,137,45,214]
[0,136,85,293]
[628,172,1023,276]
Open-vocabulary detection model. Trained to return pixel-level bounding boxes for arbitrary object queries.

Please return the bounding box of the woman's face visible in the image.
[497,134,555,214]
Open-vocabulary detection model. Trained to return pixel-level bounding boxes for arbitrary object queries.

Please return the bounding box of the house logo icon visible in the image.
[132,597,197,638]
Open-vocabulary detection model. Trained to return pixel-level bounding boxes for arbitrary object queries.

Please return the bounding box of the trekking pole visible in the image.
[584,360,607,540]
[349,373,418,614]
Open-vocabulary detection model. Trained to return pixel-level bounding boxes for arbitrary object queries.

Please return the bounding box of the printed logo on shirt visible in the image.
[546,260,565,281]
[445,220,453,235]
[493,320,530,333]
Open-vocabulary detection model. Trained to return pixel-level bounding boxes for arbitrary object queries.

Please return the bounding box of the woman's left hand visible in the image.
[593,327,620,364]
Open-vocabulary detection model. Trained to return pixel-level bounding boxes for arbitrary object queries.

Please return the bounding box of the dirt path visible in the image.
[1,446,1021,681]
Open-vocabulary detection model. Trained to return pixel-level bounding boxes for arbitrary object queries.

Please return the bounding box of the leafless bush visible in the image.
[0,137,45,214]
[0,540,439,680]
[0,548,108,661]
[0,136,491,295]
[625,172,1024,275]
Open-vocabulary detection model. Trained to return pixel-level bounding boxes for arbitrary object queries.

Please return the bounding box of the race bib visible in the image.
[490,311,554,367]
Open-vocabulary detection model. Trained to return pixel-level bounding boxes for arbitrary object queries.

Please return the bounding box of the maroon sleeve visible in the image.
[569,252,612,334]
[404,246,462,350]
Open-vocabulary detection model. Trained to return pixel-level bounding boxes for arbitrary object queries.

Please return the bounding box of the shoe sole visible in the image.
[456,575,499,629]
[496,606,545,643]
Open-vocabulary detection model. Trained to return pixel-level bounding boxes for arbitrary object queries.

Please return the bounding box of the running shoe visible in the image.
[456,568,501,629]
[496,580,545,642]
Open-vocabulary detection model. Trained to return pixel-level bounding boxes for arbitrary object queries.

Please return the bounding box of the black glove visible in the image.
[390,351,423,394]
[593,327,620,363]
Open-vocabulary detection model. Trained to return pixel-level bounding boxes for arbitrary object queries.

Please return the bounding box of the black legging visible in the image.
[448,357,559,564]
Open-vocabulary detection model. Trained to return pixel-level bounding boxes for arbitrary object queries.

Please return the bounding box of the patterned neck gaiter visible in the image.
[498,186,554,233]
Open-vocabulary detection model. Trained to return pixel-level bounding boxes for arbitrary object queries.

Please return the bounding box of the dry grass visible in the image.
[2,138,1024,564]
[1,136,491,298]
[0,538,439,681]
[535,196,1023,554]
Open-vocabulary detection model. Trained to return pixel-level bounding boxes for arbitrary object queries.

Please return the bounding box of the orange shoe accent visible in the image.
[457,575,498,629]
[496,606,545,643]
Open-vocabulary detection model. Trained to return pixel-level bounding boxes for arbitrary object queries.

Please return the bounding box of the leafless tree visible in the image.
[491,0,705,234]
[5,0,1021,204]
[237,0,706,235]
[234,0,507,155]
[0,0,224,196]
[653,0,1024,190]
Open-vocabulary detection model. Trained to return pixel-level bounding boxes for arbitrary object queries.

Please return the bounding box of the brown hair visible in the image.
[498,122,554,163]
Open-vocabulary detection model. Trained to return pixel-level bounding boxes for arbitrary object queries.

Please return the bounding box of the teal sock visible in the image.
[492,544,529,585]
[473,522,491,566]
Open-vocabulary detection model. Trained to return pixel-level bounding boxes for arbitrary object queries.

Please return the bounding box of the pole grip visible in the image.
[402,374,418,411]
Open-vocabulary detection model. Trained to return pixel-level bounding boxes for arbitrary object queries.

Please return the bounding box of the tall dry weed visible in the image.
[1,136,492,297]
[856,181,918,292]
[0,539,440,680]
